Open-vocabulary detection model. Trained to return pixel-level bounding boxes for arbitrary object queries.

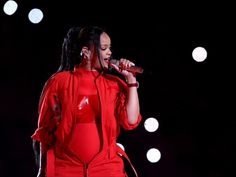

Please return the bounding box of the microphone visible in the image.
[109,59,144,74]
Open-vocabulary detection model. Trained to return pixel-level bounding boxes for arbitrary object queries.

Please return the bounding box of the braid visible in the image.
[58,27,82,72]
[57,26,105,72]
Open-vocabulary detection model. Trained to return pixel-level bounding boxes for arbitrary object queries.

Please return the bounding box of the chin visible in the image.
[104,65,109,70]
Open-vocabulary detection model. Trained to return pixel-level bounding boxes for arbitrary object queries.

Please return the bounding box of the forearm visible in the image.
[125,75,140,125]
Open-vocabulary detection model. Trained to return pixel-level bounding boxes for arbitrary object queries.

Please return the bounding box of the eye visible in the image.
[100,45,112,51]
[100,47,107,51]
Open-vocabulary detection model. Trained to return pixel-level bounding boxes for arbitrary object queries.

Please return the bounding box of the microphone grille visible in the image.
[109,59,119,66]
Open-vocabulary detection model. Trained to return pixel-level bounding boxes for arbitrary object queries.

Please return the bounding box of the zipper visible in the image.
[84,163,88,177]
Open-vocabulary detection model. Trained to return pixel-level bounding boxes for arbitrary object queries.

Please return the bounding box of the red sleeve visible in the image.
[116,79,142,130]
[31,76,61,148]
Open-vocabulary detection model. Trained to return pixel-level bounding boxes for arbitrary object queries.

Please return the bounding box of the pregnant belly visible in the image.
[67,123,102,163]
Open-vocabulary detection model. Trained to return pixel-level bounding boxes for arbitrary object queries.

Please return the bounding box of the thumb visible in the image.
[109,63,121,72]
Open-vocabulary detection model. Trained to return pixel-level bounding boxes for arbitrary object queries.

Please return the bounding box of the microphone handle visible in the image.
[126,66,144,74]
[109,59,144,74]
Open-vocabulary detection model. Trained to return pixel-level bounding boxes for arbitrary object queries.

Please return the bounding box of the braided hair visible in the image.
[58,26,105,72]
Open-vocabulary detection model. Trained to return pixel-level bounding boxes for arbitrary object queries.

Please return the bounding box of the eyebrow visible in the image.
[100,43,110,46]
[100,44,111,48]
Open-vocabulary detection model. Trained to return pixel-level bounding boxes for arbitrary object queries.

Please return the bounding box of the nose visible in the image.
[108,48,112,55]
[107,50,112,58]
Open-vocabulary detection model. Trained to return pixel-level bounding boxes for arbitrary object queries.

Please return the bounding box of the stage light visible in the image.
[192,46,207,62]
[144,117,159,132]
[3,0,18,15]
[146,148,161,163]
[28,8,43,24]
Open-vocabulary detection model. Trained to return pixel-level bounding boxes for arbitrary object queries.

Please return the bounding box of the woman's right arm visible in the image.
[31,76,60,177]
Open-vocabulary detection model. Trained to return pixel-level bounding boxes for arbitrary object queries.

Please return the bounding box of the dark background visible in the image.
[0,1,235,177]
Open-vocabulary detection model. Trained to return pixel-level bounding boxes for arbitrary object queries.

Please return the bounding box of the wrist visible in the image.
[125,75,136,84]
[127,81,139,88]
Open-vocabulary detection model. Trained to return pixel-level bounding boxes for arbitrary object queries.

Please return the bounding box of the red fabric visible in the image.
[70,70,101,164]
[68,123,101,163]
[31,66,142,177]
[75,95,101,123]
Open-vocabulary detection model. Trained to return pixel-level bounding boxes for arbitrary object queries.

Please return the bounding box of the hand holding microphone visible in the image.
[109,58,144,75]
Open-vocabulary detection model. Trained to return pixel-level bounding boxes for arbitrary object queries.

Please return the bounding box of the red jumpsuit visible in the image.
[31,66,142,177]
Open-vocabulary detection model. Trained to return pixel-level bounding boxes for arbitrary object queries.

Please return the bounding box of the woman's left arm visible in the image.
[125,73,140,125]
[110,58,141,125]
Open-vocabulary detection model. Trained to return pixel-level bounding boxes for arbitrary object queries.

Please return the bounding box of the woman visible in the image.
[32,26,142,177]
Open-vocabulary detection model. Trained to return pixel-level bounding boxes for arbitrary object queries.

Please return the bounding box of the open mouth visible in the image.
[104,58,110,64]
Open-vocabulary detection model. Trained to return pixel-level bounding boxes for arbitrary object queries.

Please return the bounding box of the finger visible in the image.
[120,59,135,68]
[128,61,135,67]
[110,63,122,72]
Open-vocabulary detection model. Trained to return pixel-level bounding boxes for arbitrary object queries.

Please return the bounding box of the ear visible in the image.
[81,47,89,59]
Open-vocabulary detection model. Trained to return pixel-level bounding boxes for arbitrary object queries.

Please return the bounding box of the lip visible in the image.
[104,58,110,64]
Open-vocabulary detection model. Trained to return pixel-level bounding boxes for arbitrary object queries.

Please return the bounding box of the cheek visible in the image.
[99,52,106,58]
